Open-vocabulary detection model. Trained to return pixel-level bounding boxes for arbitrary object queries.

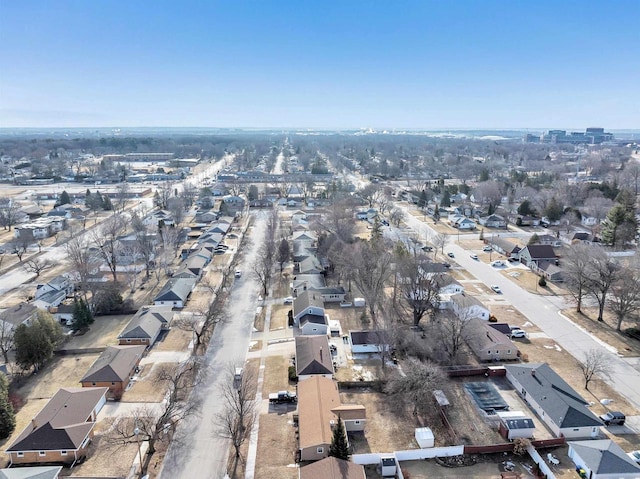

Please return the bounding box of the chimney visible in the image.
[531,369,536,377]
[31,419,37,430]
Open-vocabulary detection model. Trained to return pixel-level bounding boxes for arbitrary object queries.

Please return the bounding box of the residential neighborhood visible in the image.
[0,131,638,479]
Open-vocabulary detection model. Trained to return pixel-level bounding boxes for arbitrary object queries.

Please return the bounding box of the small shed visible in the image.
[415,427,435,448]
[497,411,536,439]
[353,298,366,307]
[380,457,397,477]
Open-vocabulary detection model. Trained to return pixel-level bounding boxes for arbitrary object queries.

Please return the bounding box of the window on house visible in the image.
[507,350,511,354]
[573,428,579,431]
[354,420,361,425]
[92,382,96,386]
[39,451,46,456]
[316,447,324,454]
[111,382,116,386]
[126,339,131,342]
[61,450,67,456]
[16,452,24,457]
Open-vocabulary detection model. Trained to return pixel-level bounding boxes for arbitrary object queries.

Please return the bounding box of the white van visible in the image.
[235,270,242,278]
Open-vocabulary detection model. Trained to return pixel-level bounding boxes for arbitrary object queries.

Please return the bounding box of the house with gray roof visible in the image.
[80,345,145,399]
[467,318,519,361]
[519,244,557,268]
[0,304,39,330]
[295,335,334,380]
[568,439,640,479]
[0,466,63,479]
[505,363,602,438]
[489,237,522,259]
[118,305,174,347]
[450,293,490,320]
[293,291,325,323]
[153,277,196,308]
[5,387,108,465]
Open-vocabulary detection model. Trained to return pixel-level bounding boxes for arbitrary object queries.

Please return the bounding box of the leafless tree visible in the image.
[583,195,614,226]
[114,182,130,214]
[313,198,356,243]
[564,243,595,314]
[579,349,611,390]
[0,320,14,365]
[180,181,198,208]
[213,364,257,462]
[585,250,618,322]
[471,180,502,206]
[607,266,640,331]
[396,252,440,327]
[90,213,127,282]
[344,240,393,326]
[9,238,32,262]
[384,357,445,416]
[432,232,448,257]
[388,207,405,227]
[22,258,57,278]
[0,198,23,231]
[130,212,157,279]
[108,358,202,466]
[359,184,382,208]
[156,181,174,209]
[433,310,473,365]
[177,294,225,354]
[167,197,187,226]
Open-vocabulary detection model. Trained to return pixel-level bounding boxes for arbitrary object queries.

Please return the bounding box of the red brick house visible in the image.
[80,345,145,399]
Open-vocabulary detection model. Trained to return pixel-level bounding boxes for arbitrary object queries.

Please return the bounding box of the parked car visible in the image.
[491,260,506,267]
[627,450,640,464]
[422,245,433,252]
[491,285,502,293]
[600,411,626,426]
[470,254,479,260]
[483,245,492,252]
[441,262,451,268]
[283,296,294,304]
[235,270,242,278]
[447,252,455,258]
[510,328,526,338]
[269,391,297,404]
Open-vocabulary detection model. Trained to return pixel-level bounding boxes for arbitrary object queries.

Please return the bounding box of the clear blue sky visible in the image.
[1,1,638,129]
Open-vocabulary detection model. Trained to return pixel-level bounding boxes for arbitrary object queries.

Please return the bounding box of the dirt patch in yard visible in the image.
[70,434,139,478]
[562,308,640,357]
[325,303,368,334]
[340,390,419,453]
[120,362,172,403]
[61,314,134,350]
[270,304,291,330]
[155,328,192,352]
[254,412,298,479]
[262,356,291,399]
[11,354,99,400]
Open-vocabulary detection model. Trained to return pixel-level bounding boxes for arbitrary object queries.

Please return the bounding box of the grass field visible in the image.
[61,314,133,350]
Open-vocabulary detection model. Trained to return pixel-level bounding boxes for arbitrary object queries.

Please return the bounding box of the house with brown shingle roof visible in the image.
[467,318,519,361]
[297,377,365,462]
[299,456,366,479]
[5,387,108,465]
[80,345,145,399]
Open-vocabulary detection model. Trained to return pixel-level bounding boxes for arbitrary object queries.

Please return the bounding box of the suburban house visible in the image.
[35,275,74,301]
[450,293,490,321]
[0,304,39,330]
[291,275,327,296]
[489,238,521,259]
[153,277,196,308]
[295,336,334,380]
[519,245,557,268]
[0,466,63,479]
[80,345,146,399]
[434,274,464,295]
[479,214,507,228]
[568,440,640,479]
[453,216,477,230]
[183,255,208,278]
[349,331,390,354]
[296,256,324,275]
[535,261,564,282]
[505,363,602,438]
[536,234,563,248]
[5,387,108,465]
[299,313,329,336]
[467,318,519,361]
[299,456,366,479]
[293,291,325,324]
[297,376,365,462]
[496,411,536,440]
[118,305,174,347]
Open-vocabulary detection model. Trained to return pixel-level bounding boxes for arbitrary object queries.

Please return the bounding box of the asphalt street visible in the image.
[159,212,267,479]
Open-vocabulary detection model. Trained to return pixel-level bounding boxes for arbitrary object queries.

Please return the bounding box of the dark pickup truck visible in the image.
[269,391,297,404]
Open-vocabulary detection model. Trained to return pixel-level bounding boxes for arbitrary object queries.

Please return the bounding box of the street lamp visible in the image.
[134,425,144,478]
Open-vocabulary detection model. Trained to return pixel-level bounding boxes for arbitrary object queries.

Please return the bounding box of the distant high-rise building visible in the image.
[537,127,613,145]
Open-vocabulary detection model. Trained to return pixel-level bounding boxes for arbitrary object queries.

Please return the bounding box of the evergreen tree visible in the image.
[417,190,428,209]
[433,204,440,222]
[518,200,535,216]
[71,297,93,332]
[85,189,92,207]
[543,197,563,222]
[601,204,637,247]
[14,311,63,372]
[103,196,113,211]
[56,190,71,207]
[328,417,350,460]
[440,190,451,208]
[370,217,383,242]
[0,374,15,440]
[479,168,490,182]
[153,191,162,208]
